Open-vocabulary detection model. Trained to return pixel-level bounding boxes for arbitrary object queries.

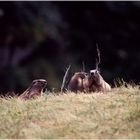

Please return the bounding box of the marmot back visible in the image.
[68,72,87,92]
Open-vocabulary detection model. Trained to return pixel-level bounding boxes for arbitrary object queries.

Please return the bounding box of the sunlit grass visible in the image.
[0,85,140,138]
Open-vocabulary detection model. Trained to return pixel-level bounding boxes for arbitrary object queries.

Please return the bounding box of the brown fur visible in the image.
[83,75,97,92]
[68,72,87,92]
[19,79,47,100]
[83,70,111,92]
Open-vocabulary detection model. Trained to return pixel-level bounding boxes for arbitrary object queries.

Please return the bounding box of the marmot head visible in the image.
[19,79,47,100]
[29,79,47,92]
[67,72,88,92]
[74,72,88,79]
[90,70,100,78]
[88,69,101,86]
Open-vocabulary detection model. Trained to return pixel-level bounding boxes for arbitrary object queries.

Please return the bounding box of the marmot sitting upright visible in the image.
[19,79,47,100]
[83,70,111,92]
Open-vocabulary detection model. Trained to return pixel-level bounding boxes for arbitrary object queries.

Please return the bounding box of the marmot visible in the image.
[83,70,111,92]
[19,79,47,100]
[68,72,87,92]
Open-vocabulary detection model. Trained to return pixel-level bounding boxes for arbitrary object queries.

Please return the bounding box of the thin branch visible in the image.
[96,43,101,70]
[61,65,71,92]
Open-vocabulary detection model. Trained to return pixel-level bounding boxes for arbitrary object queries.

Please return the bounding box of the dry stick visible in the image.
[96,43,101,70]
[61,65,71,92]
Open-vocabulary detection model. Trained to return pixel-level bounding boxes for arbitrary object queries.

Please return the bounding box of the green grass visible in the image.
[0,85,140,139]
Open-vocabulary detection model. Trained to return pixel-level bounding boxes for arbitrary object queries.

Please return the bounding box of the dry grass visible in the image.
[0,85,140,139]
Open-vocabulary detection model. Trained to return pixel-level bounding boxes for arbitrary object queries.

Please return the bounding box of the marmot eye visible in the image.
[85,73,88,76]
[32,81,37,85]
[90,72,94,76]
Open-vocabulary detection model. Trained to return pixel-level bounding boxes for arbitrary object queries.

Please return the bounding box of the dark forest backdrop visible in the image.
[0,1,140,94]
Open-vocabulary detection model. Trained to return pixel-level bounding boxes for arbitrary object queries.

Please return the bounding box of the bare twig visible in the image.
[61,65,71,92]
[96,43,101,70]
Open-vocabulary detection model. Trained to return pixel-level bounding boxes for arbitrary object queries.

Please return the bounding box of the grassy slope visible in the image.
[0,85,140,139]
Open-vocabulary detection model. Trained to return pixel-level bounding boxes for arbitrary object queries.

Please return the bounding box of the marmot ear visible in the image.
[32,80,37,85]
[95,70,98,74]
[95,70,100,76]
[85,73,89,76]
[31,80,39,87]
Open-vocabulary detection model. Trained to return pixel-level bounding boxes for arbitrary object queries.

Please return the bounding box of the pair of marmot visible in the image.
[68,69,111,93]
[67,46,111,93]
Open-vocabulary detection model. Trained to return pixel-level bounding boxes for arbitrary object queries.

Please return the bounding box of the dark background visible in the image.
[0,1,140,94]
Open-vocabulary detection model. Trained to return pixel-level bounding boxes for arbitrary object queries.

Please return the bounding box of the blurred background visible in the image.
[0,1,140,94]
